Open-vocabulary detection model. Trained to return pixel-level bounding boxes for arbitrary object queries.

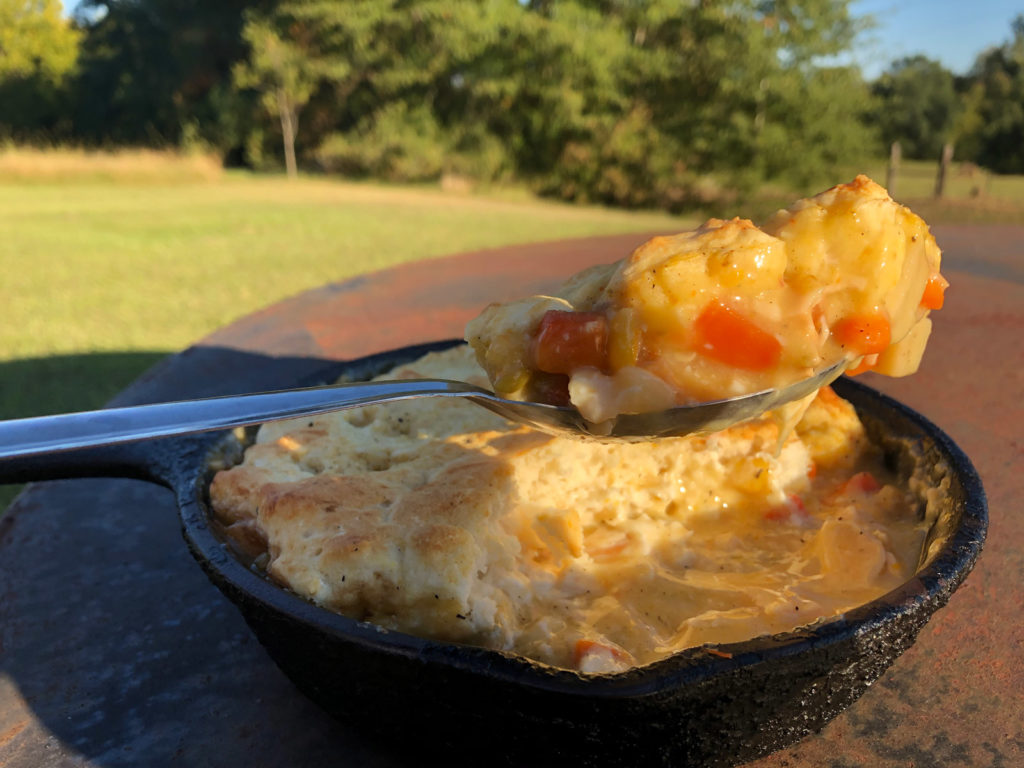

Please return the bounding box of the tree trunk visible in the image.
[277,88,298,179]
[886,141,901,198]
[934,143,954,199]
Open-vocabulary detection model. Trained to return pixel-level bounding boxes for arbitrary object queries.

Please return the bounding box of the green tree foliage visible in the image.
[0,0,77,78]
[600,0,874,192]
[757,64,876,185]
[288,0,536,182]
[70,0,275,146]
[234,11,320,177]
[0,0,916,206]
[0,0,81,139]
[287,0,633,186]
[871,56,959,160]
[286,0,874,207]
[956,16,1024,173]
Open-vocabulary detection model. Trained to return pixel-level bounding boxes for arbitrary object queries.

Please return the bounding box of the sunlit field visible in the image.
[0,146,224,183]
[858,158,1024,224]
[0,171,687,364]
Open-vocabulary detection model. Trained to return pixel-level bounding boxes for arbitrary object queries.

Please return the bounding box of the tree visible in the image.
[27,0,878,207]
[0,0,78,79]
[956,15,1024,173]
[583,0,874,190]
[871,56,959,160]
[234,12,320,177]
[0,0,81,139]
[70,0,275,147]
[291,0,631,186]
[294,0,872,206]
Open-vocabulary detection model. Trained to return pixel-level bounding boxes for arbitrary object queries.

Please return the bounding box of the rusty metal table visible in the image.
[1,228,1021,767]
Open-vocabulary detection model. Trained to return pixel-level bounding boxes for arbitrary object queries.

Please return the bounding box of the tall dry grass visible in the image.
[0,146,223,183]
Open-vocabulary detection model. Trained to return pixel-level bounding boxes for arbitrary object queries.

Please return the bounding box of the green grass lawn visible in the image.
[0,172,685,363]
[856,159,1024,224]
[0,172,685,510]
[859,157,1024,200]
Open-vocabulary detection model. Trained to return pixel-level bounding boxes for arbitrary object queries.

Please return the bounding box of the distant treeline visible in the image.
[2,1,1023,209]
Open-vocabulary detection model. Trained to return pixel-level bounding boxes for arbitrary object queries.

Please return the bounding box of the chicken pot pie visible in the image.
[209,345,939,674]
[466,176,946,423]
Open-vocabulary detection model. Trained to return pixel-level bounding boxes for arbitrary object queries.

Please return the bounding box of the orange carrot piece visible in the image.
[832,312,891,356]
[695,302,782,371]
[921,273,948,310]
[533,310,609,375]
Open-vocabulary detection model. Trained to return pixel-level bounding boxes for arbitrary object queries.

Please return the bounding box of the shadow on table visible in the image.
[0,351,169,513]
[0,346,411,767]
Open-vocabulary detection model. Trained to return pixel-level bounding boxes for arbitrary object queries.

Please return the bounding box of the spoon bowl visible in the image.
[486,358,847,439]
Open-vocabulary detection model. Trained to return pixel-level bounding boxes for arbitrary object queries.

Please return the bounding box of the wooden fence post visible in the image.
[886,141,901,197]
[934,143,954,199]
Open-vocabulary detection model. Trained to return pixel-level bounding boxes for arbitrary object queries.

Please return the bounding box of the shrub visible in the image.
[314,103,446,182]
[537,107,699,212]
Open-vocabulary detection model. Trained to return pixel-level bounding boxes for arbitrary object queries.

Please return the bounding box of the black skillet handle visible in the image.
[0,441,169,488]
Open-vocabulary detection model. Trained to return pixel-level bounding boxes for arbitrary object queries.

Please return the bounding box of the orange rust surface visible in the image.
[0,719,28,749]
[202,231,653,362]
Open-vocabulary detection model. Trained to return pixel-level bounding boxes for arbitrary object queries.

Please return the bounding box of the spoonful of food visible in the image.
[465,176,945,426]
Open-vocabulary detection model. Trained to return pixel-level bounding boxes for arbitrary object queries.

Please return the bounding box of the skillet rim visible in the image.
[175,339,987,698]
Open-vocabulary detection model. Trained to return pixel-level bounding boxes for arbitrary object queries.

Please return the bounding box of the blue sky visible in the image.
[849,0,1021,78]
[62,0,1019,81]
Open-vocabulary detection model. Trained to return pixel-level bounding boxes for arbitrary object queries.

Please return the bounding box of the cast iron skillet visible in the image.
[0,339,988,768]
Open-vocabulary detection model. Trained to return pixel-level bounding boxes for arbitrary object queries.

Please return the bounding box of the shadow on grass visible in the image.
[0,351,169,512]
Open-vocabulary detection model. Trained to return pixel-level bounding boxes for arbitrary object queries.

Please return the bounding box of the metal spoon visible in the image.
[0,362,848,458]
[0,360,846,459]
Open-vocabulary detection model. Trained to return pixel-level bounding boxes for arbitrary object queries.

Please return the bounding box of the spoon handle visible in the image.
[0,379,479,461]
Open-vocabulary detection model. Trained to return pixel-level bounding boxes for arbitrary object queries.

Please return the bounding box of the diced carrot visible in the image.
[695,302,782,371]
[807,460,818,479]
[921,273,948,310]
[832,312,891,356]
[533,310,609,375]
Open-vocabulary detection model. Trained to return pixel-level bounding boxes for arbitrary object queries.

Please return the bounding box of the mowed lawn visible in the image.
[0,172,684,510]
[0,173,685,364]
